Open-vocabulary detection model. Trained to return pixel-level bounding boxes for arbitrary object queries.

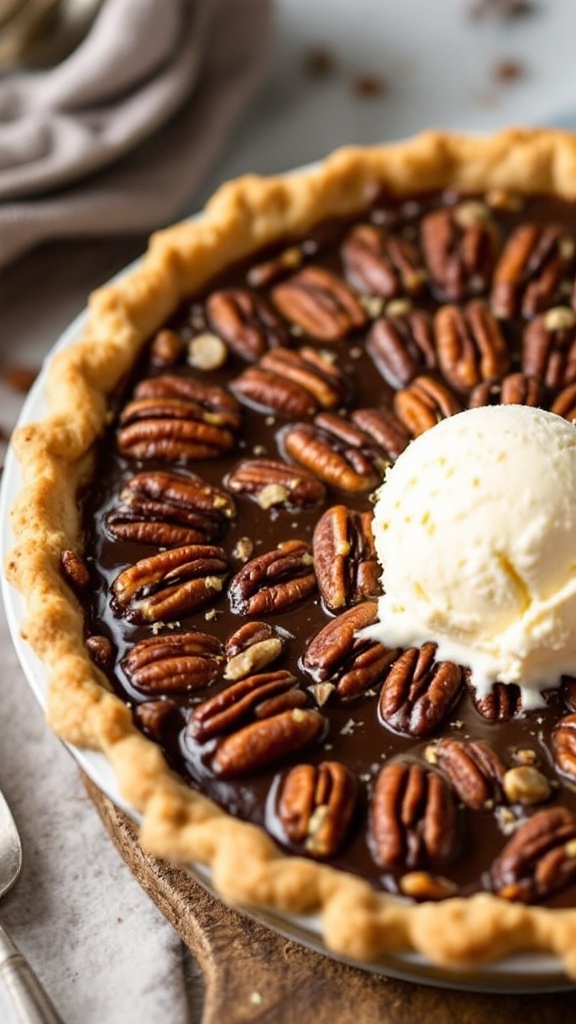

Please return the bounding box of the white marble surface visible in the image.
[2,1,576,1021]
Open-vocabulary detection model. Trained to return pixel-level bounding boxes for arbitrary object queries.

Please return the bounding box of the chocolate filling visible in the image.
[78,188,576,907]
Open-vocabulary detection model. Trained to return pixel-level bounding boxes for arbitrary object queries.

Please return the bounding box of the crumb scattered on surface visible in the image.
[492,58,526,83]
[351,73,388,98]
[468,0,536,18]
[302,46,337,78]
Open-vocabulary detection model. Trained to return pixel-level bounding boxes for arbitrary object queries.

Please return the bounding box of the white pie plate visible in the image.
[1,251,575,995]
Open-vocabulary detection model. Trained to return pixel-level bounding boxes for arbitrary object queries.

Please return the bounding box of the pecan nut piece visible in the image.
[224,458,325,510]
[272,265,367,341]
[468,372,544,410]
[206,287,288,361]
[350,407,410,461]
[188,669,306,742]
[552,713,576,782]
[133,699,183,743]
[228,539,316,616]
[224,621,284,681]
[106,470,235,547]
[212,708,326,779]
[421,202,499,301]
[467,679,522,722]
[149,329,185,369]
[378,643,463,737]
[282,412,388,494]
[491,806,576,903]
[434,300,510,393]
[341,223,427,298]
[551,382,576,422]
[121,632,224,694]
[522,306,576,389]
[117,374,241,462]
[491,223,575,318]
[370,760,459,870]
[302,601,398,700]
[313,504,380,613]
[60,549,90,590]
[366,309,436,388]
[231,346,345,416]
[430,738,506,810]
[278,760,358,858]
[110,544,228,623]
[393,375,462,437]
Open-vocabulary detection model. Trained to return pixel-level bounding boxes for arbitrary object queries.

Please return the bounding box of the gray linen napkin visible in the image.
[0,0,272,267]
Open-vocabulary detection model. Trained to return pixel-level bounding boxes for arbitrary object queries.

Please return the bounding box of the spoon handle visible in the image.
[0,921,65,1024]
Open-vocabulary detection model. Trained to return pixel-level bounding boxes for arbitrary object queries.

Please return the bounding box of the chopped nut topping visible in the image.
[503,766,552,805]
[188,332,228,371]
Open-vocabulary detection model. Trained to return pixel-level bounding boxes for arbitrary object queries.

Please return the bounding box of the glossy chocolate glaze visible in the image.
[81,189,576,906]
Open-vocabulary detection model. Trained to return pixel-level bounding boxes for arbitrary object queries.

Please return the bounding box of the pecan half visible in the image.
[393,375,462,437]
[110,544,228,623]
[212,708,326,778]
[272,265,367,341]
[278,761,358,858]
[366,309,436,388]
[282,412,388,493]
[551,383,576,422]
[60,549,90,591]
[106,470,235,547]
[434,300,510,393]
[430,738,506,810]
[188,669,306,742]
[552,713,576,783]
[421,202,499,301]
[378,643,463,737]
[224,458,325,510]
[206,287,288,360]
[121,632,224,694]
[117,374,241,462]
[491,806,576,903]
[491,223,575,318]
[350,407,410,461]
[522,306,576,389]
[370,760,459,870]
[228,539,316,616]
[313,505,380,613]
[231,346,345,416]
[341,223,427,298]
[224,621,283,680]
[467,679,523,722]
[302,601,398,700]
[469,372,544,409]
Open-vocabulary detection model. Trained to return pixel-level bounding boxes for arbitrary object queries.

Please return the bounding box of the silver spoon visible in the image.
[0,784,65,1023]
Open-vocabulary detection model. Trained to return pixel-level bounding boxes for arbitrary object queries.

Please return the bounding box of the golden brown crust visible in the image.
[8,127,576,976]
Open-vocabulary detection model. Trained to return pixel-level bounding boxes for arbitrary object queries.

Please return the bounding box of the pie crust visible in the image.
[7,127,576,976]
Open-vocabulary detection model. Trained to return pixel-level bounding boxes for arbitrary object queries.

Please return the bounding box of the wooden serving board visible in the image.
[83,774,576,1024]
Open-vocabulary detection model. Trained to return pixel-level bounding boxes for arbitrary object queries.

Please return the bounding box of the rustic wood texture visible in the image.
[82,774,576,1024]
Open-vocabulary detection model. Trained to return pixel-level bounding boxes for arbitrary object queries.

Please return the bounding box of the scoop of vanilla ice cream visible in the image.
[369,405,576,707]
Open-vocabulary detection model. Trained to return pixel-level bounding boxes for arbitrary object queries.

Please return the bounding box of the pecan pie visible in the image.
[8,128,576,978]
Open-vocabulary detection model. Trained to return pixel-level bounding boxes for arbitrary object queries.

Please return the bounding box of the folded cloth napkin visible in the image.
[0,0,271,267]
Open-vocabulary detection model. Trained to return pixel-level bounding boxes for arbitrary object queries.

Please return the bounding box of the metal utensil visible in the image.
[0,785,65,1023]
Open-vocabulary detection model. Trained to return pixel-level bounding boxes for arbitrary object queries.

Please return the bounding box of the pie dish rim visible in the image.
[6,127,576,980]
